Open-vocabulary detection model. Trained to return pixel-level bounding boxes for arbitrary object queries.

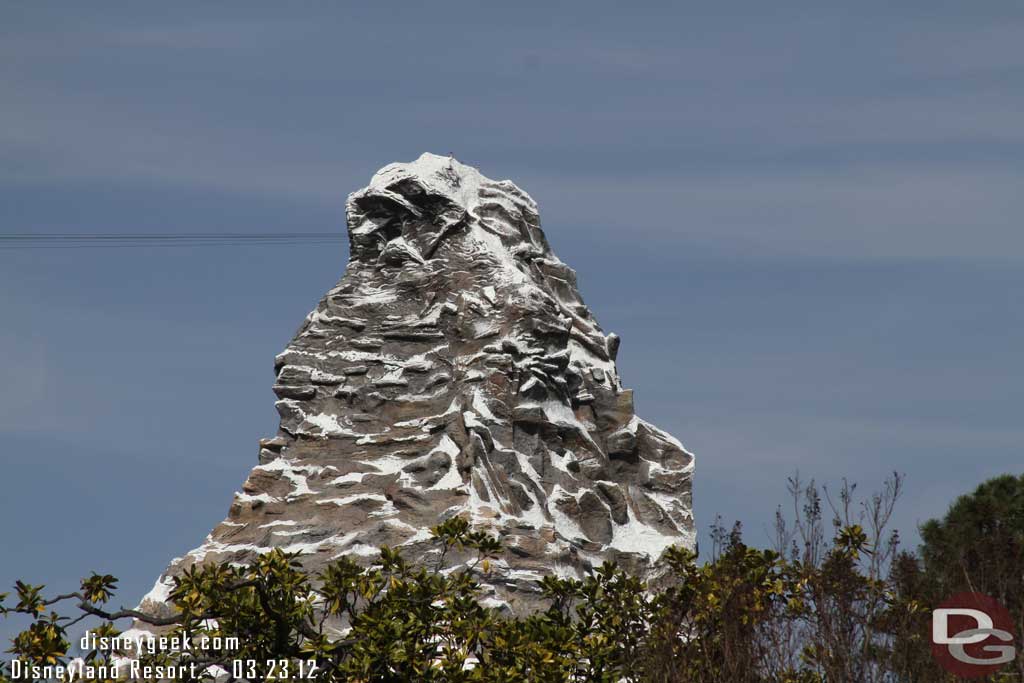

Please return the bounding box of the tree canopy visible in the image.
[3,473,1021,682]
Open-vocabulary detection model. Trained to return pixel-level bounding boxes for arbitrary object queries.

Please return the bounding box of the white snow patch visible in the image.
[342,543,382,557]
[607,511,684,557]
[310,368,346,384]
[302,413,358,437]
[427,435,465,490]
[279,540,326,555]
[329,471,369,485]
[471,388,498,421]
[235,492,279,505]
[259,520,298,529]
[271,527,315,538]
[547,485,587,541]
[400,528,435,545]
[507,569,544,582]
[140,576,175,605]
[547,449,577,477]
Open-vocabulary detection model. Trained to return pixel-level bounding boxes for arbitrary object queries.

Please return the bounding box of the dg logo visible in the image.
[932,592,1016,678]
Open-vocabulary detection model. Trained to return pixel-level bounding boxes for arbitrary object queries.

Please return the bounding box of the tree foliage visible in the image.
[919,473,1024,612]
[915,473,1024,681]
[1,473,1019,682]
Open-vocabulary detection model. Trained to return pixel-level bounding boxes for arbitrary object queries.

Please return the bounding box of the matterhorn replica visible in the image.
[143,154,694,613]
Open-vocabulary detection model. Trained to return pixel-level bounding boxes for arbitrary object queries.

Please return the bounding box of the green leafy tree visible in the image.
[917,473,1024,680]
[6,474,1010,682]
[919,473,1024,613]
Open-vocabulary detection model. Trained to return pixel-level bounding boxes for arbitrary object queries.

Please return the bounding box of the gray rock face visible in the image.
[142,154,695,613]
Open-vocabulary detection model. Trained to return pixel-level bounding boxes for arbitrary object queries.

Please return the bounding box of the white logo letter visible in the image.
[933,608,993,645]
[948,628,1016,665]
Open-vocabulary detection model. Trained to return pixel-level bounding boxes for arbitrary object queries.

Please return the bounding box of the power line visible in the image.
[0,232,347,249]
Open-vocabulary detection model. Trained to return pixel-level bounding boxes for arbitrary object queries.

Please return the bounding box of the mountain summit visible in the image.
[144,154,695,612]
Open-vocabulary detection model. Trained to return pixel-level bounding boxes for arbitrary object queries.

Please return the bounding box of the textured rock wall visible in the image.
[141,154,694,613]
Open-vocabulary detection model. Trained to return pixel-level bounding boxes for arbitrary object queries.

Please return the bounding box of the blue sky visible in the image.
[2,1,1022,627]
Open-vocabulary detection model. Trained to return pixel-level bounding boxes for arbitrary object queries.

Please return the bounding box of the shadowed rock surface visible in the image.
[141,154,695,614]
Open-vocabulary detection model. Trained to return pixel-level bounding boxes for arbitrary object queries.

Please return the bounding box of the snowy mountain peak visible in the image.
[141,156,695,615]
[346,154,548,271]
[367,153,536,214]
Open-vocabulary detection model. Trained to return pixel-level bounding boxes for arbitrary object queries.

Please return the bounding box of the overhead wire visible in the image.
[0,232,346,249]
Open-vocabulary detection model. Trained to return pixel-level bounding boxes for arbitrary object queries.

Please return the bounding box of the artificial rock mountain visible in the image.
[141,154,695,614]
